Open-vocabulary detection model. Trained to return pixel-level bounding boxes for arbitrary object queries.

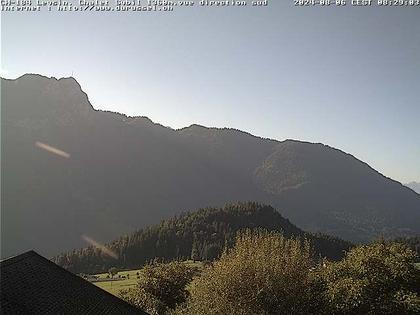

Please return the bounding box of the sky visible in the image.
[1,2,419,183]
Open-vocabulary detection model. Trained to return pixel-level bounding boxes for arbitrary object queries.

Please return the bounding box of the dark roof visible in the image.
[0,251,148,315]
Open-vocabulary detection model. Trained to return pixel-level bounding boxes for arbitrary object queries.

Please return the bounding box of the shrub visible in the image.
[317,240,420,315]
[108,267,118,278]
[119,261,196,315]
[176,229,323,315]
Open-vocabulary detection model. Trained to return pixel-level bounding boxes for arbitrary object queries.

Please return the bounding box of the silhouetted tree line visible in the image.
[53,202,351,274]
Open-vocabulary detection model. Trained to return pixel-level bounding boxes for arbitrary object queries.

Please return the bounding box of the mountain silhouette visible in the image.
[406,182,420,194]
[2,74,419,258]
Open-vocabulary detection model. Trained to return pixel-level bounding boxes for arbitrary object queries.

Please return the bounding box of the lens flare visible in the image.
[35,141,70,158]
[81,235,118,259]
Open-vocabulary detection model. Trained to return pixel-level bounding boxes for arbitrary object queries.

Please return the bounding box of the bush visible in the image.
[176,229,322,315]
[108,267,118,278]
[119,261,196,315]
[317,240,420,315]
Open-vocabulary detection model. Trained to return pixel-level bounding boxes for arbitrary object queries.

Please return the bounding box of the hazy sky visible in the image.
[1,3,419,183]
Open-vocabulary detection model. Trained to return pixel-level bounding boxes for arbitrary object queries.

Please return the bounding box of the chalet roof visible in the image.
[0,251,148,315]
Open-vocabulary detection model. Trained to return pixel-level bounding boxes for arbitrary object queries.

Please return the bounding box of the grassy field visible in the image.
[93,261,204,296]
[93,268,144,296]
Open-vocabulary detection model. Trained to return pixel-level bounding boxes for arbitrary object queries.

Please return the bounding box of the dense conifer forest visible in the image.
[53,202,352,274]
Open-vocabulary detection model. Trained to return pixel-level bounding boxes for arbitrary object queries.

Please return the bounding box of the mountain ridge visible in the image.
[3,74,408,186]
[2,74,419,258]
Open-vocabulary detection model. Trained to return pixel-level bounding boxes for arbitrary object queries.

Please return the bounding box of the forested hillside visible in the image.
[53,202,351,274]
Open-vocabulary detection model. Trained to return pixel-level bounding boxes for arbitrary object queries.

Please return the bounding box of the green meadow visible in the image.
[93,269,144,296]
[93,261,204,296]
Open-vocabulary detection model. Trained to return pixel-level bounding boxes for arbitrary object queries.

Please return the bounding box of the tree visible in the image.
[119,261,196,315]
[108,267,118,278]
[203,244,220,261]
[317,240,420,315]
[190,241,200,262]
[176,229,323,315]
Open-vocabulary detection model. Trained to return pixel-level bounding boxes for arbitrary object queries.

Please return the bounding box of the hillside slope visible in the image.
[2,74,419,257]
[53,202,352,274]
